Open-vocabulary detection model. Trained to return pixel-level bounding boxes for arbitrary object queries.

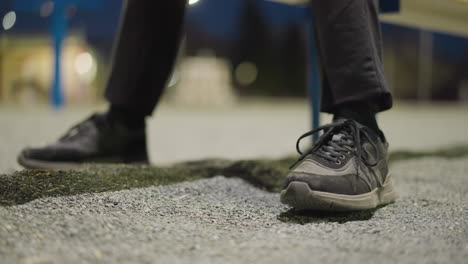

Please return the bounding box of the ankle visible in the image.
[332,102,385,141]
[107,105,146,130]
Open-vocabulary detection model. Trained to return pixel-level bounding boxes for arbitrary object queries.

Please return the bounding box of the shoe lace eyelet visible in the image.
[339,155,346,159]
[335,160,342,165]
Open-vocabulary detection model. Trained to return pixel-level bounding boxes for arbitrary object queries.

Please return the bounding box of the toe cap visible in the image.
[283,171,371,195]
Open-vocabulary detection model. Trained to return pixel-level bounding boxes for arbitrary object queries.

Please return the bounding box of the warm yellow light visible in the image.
[2,11,16,31]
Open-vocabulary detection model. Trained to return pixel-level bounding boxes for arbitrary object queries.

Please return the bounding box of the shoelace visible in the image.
[290,119,381,171]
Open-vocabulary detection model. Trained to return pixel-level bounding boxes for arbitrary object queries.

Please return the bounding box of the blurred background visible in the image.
[0,0,468,172]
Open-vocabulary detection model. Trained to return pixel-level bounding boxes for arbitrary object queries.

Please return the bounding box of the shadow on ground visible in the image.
[1,145,468,206]
[277,208,377,224]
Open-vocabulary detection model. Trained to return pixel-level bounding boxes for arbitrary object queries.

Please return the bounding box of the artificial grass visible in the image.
[1,145,467,206]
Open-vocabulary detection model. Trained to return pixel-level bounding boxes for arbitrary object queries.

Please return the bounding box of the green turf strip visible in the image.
[1,145,467,206]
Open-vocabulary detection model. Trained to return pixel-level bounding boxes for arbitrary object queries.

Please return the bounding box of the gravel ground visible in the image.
[1,157,467,264]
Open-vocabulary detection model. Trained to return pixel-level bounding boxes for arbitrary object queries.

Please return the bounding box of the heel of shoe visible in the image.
[123,137,149,164]
[379,174,398,205]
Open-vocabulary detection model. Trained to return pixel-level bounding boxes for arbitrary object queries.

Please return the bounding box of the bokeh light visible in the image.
[235,61,258,86]
[2,11,17,31]
[74,52,97,83]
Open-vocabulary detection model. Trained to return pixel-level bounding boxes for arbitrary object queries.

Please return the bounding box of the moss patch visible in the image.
[0,165,219,206]
[1,145,468,206]
[389,145,468,162]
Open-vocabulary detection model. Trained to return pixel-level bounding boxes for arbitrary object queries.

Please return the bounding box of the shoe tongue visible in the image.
[331,133,344,142]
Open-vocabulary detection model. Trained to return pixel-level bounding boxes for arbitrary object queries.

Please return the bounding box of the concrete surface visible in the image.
[0,101,467,263]
[1,100,468,174]
[0,157,467,264]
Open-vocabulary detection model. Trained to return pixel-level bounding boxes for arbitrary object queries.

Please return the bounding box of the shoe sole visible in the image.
[17,154,149,170]
[17,154,83,170]
[280,174,397,211]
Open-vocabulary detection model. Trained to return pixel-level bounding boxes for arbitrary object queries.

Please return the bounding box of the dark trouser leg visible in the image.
[105,0,186,117]
[310,0,392,114]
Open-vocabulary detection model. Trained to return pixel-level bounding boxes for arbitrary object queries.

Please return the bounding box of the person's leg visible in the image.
[17,0,187,169]
[281,0,397,211]
[312,0,391,136]
[106,0,187,127]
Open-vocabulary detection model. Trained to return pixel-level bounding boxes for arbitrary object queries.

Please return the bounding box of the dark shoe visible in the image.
[18,113,148,169]
[281,119,397,211]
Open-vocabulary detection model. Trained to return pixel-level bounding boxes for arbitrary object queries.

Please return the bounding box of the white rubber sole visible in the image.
[280,174,397,211]
[17,154,81,170]
[17,154,149,170]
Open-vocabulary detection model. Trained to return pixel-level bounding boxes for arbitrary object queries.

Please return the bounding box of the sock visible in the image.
[332,102,385,141]
[107,105,146,130]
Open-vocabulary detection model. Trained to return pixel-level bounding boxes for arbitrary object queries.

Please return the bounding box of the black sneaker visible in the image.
[17,113,148,169]
[281,119,397,211]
